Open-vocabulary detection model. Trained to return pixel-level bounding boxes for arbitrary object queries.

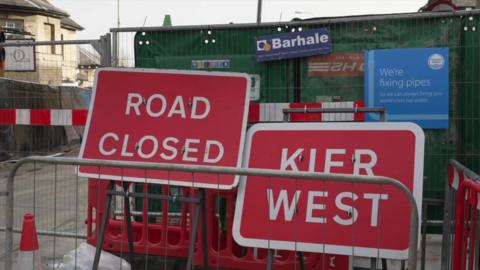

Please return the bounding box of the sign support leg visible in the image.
[200,189,209,269]
[370,258,376,270]
[89,180,205,270]
[297,252,305,270]
[123,182,135,266]
[266,249,274,270]
[370,258,387,270]
[93,181,114,270]
[186,190,203,270]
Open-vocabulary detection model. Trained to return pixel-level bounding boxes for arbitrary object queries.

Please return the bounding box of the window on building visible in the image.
[0,19,24,30]
[44,23,55,54]
[5,21,15,28]
[61,34,64,59]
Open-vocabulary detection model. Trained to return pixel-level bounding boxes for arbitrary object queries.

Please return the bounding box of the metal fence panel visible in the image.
[0,37,111,159]
[121,12,480,224]
[3,156,420,270]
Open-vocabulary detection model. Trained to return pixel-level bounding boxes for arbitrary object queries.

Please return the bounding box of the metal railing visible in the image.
[442,159,480,270]
[4,156,420,270]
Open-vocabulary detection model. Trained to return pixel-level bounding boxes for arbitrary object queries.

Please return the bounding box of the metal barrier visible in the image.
[442,159,480,270]
[0,36,110,159]
[5,156,420,270]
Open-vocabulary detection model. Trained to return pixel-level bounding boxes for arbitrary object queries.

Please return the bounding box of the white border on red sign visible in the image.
[233,122,425,259]
[78,68,251,190]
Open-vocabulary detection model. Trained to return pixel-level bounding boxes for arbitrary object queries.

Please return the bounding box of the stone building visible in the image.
[0,0,83,85]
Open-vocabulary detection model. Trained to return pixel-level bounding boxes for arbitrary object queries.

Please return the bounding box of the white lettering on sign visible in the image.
[146,94,167,117]
[99,132,118,156]
[125,93,211,120]
[96,92,221,164]
[267,189,301,221]
[121,135,134,157]
[280,148,303,171]
[325,149,346,173]
[138,135,158,159]
[204,140,224,163]
[183,138,200,162]
[266,189,388,227]
[270,33,329,50]
[280,148,378,176]
[191,96,211,119]
[306,191,328,223]
[125,93,142,115]
[97,132,224,164]
[364,193,389,226]
[168,96,187,118]
[354,149,377,176]
[333,192,358,226]
[160,137,178,160]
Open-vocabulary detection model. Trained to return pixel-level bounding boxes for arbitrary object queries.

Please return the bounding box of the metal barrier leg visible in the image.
[93,181,114,270]
[186,194,202,270]
[370,258,376,270]
[475,213,480,269]
[441,180,453,270]
[370,258,387,270]
[266,249,274,270]
[200,189,209,269]
[421,202,427,270]
[297,252,305,270]
[123,182,135,267]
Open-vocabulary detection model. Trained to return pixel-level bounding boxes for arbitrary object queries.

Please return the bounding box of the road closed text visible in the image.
[99,133,224,163]
[79,70,250,188]
[97,92,225,164]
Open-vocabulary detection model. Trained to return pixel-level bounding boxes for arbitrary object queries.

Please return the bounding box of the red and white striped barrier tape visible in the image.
[248,101,365,122]
[0,109,88,126]
[0,101,365,126]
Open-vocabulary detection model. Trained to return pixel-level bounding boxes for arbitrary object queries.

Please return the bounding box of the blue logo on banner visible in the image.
[255,28,332,62]
[364,47,449,129]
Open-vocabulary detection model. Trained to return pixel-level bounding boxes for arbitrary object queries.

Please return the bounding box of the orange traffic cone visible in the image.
[14,213,43,270]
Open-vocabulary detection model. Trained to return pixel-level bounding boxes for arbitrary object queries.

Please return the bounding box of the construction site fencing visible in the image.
[110,10,480,228]
[440,159,480,270]
[2,156,419,270]
[2,37,110,88]
[3,8,480,270]
[0,36,111,159]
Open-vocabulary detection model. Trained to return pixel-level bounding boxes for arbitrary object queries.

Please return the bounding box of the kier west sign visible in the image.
[233,122,424,259]
[78,68,250,189]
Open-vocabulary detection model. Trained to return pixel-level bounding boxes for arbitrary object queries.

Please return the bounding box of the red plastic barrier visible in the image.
[87,179,193,258]
[86,180,350,269]
[193,189,350,270]
[289,103,322,122]
[453,178,480,270]
[0,102,364,126]
[448,164,465,190]
[289,101,365,122]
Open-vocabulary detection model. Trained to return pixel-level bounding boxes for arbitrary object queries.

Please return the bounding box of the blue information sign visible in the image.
[365,48,449,129]
[255,28,332,62]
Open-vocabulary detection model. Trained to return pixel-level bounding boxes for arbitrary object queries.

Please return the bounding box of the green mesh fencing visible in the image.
[131,13,480,223]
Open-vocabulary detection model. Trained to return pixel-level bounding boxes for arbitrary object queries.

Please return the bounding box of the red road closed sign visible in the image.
[78,68,250,189]
[233,123,424,259]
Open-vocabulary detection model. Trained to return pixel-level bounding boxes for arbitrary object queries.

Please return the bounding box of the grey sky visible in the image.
[50,0,427,39]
